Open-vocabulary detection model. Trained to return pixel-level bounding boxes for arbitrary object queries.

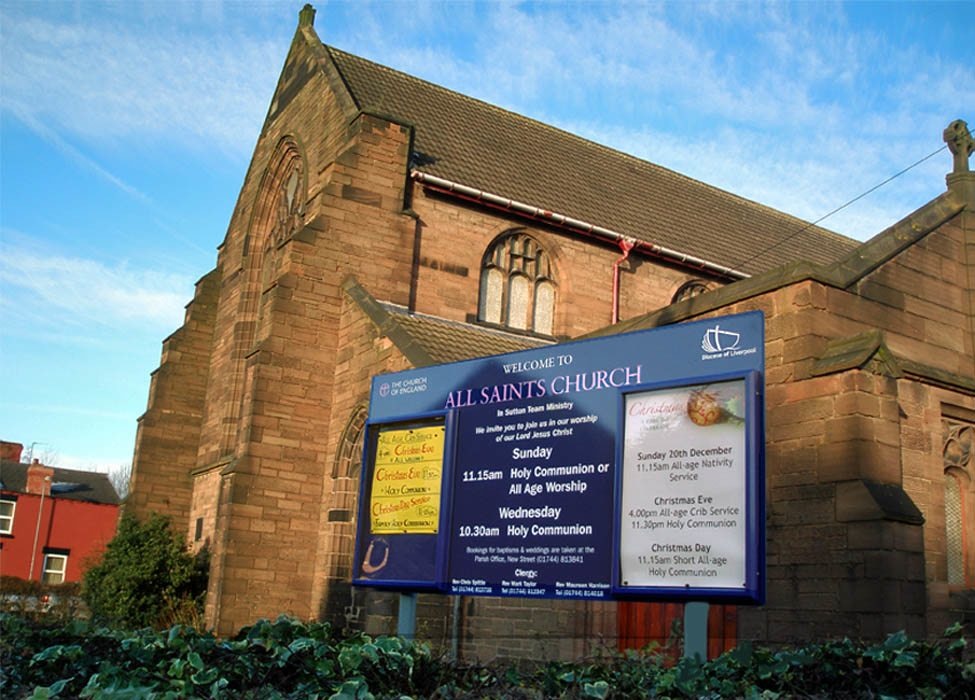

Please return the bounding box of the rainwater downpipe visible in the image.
[611,238,636,325]
[28,475,51,581]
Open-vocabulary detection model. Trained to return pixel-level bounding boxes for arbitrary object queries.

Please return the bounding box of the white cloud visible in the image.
[1,1,969,243]
[7,107,153,202]
[0,6,284,158]
[0,236,192,336]
[7,402,133,422]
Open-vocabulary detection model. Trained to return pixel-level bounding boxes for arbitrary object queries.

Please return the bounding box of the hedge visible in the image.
[1,613,972,699]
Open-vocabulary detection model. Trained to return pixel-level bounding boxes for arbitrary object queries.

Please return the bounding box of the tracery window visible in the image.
[478,231,556,335]
[672,280,710,304]
[943,417,973,585]
[262,138,305,251]
[257,138,305,294]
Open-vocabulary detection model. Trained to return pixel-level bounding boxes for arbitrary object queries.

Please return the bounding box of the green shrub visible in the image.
[0,613,971,700]
[81,513,208,629]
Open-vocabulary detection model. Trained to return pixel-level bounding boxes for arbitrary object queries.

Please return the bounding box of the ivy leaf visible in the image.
[30,678,71,699]
[892,650,918,668]
[329,679,375,700]
[191,666,220,686]
[289,637,317,654]
[582,680,610,698]
[338,646,363,674]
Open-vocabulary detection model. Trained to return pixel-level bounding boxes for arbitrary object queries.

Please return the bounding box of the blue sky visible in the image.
[0,1,971,475]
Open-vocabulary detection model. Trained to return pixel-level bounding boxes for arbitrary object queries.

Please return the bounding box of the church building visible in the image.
[128,5,973,659]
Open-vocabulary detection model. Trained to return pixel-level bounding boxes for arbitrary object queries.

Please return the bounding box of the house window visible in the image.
[0,499,15,534]
[478,231,556,335]
[943,417,972,585]
[672,280,709,304]
[41,552,68,584]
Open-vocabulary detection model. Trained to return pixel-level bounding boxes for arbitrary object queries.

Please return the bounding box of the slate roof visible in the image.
[324,45,859,276]
[580,185,971,351]
[343,277,547,367]
[0,462,120,506]
[380,303,548,365]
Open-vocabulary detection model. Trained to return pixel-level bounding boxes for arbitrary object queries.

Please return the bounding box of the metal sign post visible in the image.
[397,592,417,639]
[683,602,709,660]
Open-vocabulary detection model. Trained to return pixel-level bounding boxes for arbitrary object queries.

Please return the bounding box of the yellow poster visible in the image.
[370,425,445,534]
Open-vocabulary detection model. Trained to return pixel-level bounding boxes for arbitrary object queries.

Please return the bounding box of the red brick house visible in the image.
[127,5,973,659]
[0,441,121,584]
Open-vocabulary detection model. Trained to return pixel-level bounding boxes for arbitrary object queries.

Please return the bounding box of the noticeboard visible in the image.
[615,371,764,602]
[353,415,453,590]
[352,311,765,603]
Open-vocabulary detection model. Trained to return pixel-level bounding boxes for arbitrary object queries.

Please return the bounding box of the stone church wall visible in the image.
[129,269,220,523]
[406,185,711,335]
[649,199,974,646]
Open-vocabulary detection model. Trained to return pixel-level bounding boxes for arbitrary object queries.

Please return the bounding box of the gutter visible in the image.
[410,171,751,281]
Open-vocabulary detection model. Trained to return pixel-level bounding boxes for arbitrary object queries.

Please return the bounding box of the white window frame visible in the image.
[0,498,15,535]
[41,553,68,584]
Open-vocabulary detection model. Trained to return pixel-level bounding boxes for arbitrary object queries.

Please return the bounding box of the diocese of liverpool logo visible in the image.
[701,325,741,353]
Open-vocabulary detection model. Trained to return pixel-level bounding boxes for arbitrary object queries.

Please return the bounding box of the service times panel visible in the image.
[447,398,614,599]
[618,376,755,596]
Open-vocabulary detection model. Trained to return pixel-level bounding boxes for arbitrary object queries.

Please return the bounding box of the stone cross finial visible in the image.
[299,4,316,28]
[943,119,973,173]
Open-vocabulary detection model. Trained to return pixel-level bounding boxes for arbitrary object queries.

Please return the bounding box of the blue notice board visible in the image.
[353,311,765,603]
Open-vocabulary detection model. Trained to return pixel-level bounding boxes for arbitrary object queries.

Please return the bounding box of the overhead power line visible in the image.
[733,131,968,273]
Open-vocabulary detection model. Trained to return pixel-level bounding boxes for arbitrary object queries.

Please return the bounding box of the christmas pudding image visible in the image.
[686,386,744,427]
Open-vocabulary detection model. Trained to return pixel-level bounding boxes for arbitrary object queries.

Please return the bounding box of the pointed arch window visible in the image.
[221,137,306,455]
[263,138,305,251]
[333,406,368,480]
[478,231,556,335]
[672,279,710,304]
[943,417,973,585]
